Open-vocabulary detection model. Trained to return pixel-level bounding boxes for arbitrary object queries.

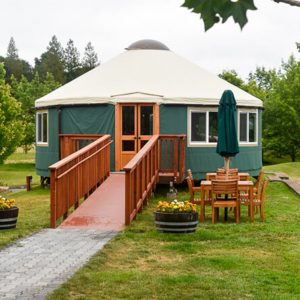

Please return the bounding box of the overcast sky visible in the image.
[0,0,300,78]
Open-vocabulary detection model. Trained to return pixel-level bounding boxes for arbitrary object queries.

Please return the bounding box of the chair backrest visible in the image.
[255,169,264,197]
[259,178,269,203]
[216,174,239,180]
[211,180,238,200]
[186,169,194,200]
[187,169,194,186]
[217,168,238,175]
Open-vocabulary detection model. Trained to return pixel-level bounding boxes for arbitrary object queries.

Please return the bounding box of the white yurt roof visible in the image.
[35,40,263,108]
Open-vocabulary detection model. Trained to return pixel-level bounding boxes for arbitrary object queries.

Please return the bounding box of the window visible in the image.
[36,111,48,145]
[239,110,258,144]
[188,107,218,146]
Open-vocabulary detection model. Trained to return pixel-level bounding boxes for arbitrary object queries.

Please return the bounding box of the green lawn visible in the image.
[0,150,38,187]
[0,149,50,249]
[0,163,39,186]
[264,162,300,180]
[5,149,35,164]
[49,173,300,299]
[0,187,50,249]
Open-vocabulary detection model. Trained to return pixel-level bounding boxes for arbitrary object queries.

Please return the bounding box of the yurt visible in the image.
[35,39,263,180]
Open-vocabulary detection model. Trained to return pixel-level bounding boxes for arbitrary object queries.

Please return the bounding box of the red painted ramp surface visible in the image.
[60,173,125,231]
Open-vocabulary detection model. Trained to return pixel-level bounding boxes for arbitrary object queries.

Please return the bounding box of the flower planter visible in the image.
[0,207,19,230]
[154,211,198,233]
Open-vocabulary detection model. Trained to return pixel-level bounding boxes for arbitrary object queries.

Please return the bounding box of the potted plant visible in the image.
[154,199,198,233]
[0,196,18,230]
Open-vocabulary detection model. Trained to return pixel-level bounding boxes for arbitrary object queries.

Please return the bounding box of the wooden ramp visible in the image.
[60,173,125,231]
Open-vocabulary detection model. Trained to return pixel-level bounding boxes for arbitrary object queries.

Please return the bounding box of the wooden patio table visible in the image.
[206,172,250,181]
[200,180,254,223]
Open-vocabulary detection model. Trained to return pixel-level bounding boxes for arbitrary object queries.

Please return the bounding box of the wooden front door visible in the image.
[115,103,159,170]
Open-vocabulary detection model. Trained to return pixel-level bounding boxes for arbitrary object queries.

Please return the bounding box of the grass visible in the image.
[0,148,50,249]
[49,179,300,299]
[5,149,35,164]
[0,149,38,187]
[264,162,300,180]
[0,187,50,249]
[0,163,39,187]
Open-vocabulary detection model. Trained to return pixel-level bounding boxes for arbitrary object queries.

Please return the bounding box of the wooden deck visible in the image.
[60,173,125,231]
[50,134,186,228]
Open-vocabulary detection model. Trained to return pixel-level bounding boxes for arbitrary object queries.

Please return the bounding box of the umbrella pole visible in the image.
[224,157,230,178]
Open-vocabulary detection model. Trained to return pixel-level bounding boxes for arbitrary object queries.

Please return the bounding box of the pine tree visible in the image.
[82,42,99,70]
[47,35,64,61]
[34,35,66,84]
[6,37,18,59]
[4,38,33,82]
[64,39,81,82]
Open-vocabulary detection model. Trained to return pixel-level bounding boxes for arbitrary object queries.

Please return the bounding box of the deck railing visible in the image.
[124,134,186,225]
[49,135,112,228]
[159,135,186,183]
[59,134,103,159]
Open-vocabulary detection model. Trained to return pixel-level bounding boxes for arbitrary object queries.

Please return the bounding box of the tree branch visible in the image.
[273,0,300,7]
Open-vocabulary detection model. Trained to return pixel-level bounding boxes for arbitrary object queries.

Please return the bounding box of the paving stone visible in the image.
[268,172,300,197]
[0,228,118,299]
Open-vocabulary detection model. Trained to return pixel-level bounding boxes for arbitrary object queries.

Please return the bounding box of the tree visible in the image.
[6,37,18,59]
[64,39,81,82]
[0,63,23,163]
[4,37,33,82]
[10,72,60,152]
[219,70,244,89]
[182,0,300,31]
[263,51,300,162]
[82,42,99,71]
[35,35,66,84]
[248,67,277,91]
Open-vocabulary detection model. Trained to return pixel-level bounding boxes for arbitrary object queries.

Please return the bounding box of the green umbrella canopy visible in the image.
[216,90,239,158]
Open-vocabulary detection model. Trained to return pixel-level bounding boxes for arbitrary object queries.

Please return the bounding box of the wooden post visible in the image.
[125,171,131,225]
[26,176,32,191]
[50,170,57,228]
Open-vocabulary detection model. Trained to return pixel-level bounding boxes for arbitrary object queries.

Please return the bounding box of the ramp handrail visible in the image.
[49,134,112,228]
[59,134,103,159]
[123,134,186,225]
[159,135,186,183]
[123,135,160,225]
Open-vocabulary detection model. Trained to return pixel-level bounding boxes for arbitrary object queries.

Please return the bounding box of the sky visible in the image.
[0,0,300,79]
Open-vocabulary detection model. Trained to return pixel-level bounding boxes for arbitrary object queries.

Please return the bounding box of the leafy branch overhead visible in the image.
[182,0,300,31]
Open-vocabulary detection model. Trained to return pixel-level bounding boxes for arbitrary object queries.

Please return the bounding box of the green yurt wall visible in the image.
[35,104,115,177]
[159,104,262,179]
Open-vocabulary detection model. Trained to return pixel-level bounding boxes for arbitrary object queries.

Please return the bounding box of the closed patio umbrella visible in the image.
[216,90,239,174]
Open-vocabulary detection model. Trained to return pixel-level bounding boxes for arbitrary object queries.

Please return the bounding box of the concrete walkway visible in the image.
[0,229,117,300]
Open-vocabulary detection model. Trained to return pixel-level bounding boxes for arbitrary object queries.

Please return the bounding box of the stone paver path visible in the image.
[0,228,117,300]
[268,172,300,196]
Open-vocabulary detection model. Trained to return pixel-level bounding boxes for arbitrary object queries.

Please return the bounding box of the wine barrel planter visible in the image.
[154,212,198,233]
[0,207,19,230]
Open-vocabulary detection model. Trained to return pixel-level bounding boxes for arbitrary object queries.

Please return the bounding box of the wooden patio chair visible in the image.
[187,169,211,207]
[254,169,264,199]
[211,179,239,224]
[239,178,269,222]
[186,169,200,205]
[239,169,264,214]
